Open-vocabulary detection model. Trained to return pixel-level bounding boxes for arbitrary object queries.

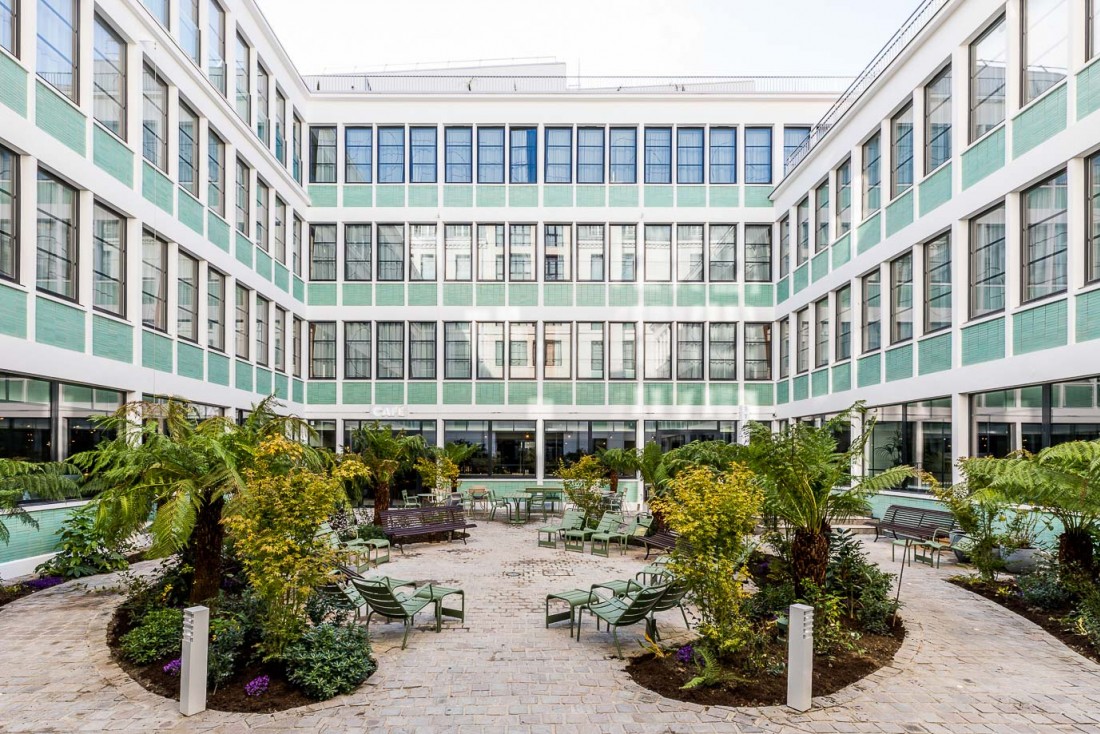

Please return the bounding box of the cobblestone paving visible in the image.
[1,520,1099,733]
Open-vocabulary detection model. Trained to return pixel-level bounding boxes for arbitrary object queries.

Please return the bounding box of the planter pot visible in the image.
[949,531,972,563]
[1002,547,1041,574]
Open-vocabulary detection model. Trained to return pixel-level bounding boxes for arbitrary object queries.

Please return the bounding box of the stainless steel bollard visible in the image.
[180,606,209,716]
[787,603,814,712]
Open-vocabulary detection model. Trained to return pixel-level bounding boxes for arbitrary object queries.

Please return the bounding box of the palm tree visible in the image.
[744,406,916,594]
[0,459,82,545]
[597,447,639,495]
[439,441,480,492]
[349,423,427,524]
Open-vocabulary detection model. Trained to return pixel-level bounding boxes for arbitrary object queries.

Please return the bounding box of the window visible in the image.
[1023,0,1067,104]
[445,127,472,183]
[309,224,336,281]
[509,224,534,281]
[292,317,302,376]
[891,252,913,343]
[508,322,536,379]
[1092,0,1100,60]
[577,323,604,379]
[745,127,772,184]
[836,159,851,235]
[677,323,703,380]
[254,180,269,251]
[344,322,370,379]
[178,253,198,342]
[577,128,604,183]
[796,308,810,373]
[796,197,810,266]
[925,66,952,173]
[925,233,952,333]
[644,225,671,282]
[292,115,303,183]
[676,225,703,282]
[378,224,404,281]
[745,225,772,282]
[477,127,504,183]
[309,322,335,378]
[1090,154,1100,283]
[254,64,270,144]
[644,323,672,379]
[255,296,269,366]
[609,128,636,183]
[609,323,636,379]
[544,322,571,379]
[577,225,605,281]
[410,127,437,183]
[545,127,572,183]
[445,224,472,281]
[475,321,503,378]
[891,104,913,198]
[1,0,15,53]
[207,0,226,95]
[93,17,125,138]
[142,65,168,171]
[644,128,671,183]
[815,298,829,368]
[207,269,225,351]
[310,126,336,183]
[143,0,167,25]
[509,127,536,183]
[783,126,810,175]
[142,232,168,331]
[410,322,436,379]
[36,170,77,299]
[179,105,199,197]
[0,147,15,281]
[836,285,852,361]
[676,128,703,183]
[235,159,249,234]
[1022,171,1068,301]
[378,126,405,183]
[709,127,736,184]
[274,198,286,263]
[610,225,636,281]
[477,224,504,281]
[38,0,78,101]
[275,90,286,164]
[410,224,437,281]
[344,224,371,281]
[862,134,881,216]
[709,224,736,281]
[544,224,571,281]
[292,215,302,277]
[444,322,472,379]
[744,323,772,380]
[274,307,286,371]
[970,204,1006,318]
[234,33,250,122]
[815,182,830,251]
[208,131,225,216]
[92,203,125,316]
[779,216,790,278]
[180,0,199,64]
[862,270,881,352]
[779,319,790,378]
[971,17,1007,142]
[709,323,736,380]
[345,127,372,183]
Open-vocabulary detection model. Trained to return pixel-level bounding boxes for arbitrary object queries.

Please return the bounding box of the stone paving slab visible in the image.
[1,519,1099,732]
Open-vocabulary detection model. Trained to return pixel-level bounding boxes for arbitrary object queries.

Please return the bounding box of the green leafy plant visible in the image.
[597,448,639,495]
[120,608,184,664]
[208,616,246,689]
[933,480,1005,582]
[348,422,427,526]
[556,454,608,526]
[0,459,81,545]
[414,454,459,502]
[681,643,731,689]
[1018,562,1074,611]
[36,506,130,579]
[826,528,899,634]
[356,524,389,542]
[284,623,376,700]
[799,582,856,655]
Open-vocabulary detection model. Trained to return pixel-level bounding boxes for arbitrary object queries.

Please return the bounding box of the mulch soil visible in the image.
[627,620,905,707]
[0,585,33,609]
[947,577,1100,666]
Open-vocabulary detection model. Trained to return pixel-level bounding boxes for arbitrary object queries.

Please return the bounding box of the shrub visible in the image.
[356,523,388,542]
[799,582,856,655]
[36,507,130,579]
[826,528,899,634]
[284,623,375,700]
[1019,563,1074,611]
[557,455,608,525]
[208,616,246,689]
[120,608,184,664]
[1070,586,1100,652]
[305,586,358,627]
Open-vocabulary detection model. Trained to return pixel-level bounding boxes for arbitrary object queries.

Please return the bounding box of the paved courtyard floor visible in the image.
[1,518,1099,733]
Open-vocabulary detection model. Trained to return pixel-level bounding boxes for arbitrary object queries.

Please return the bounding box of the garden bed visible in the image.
[0,577,65,609]
[947,577,1100,665]
[627,620,904,707]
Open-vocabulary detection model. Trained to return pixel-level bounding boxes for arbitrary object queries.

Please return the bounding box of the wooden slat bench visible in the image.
[379,507,477,552]
[873,504,956,542]
[640,530,679,559]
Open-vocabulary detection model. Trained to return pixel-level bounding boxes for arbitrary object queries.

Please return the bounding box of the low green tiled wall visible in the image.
[884,343,913,381]
[831,233,851,268]
[35,297,85,352]
[343,283,372,306]
[919,163,952,216]
[343,185,371,207]
[93,126,133,187]
[142,163,174,214]
[1078,58,1100,120]
[743,186,772,208]
[917,333,952,375]
[0,52,28,116]
[962,126,1005,189]
[857,353,881,387]
[91,315,131,362]
[36,81,85,155]
[0,284,27,338]
[142,330,173,372]
[856,212,881,254]
[1013,299,1068,355]
[0,504,83,564]
[309,185,338,207]
[743,382,774,406]
[643,185,673,207]
[811,251,828,282]
[831,362,851,393]
[961,317,1006,365]
[1013,84,1067,158]
[1076,288,1100,342]
[885,189,914,236]
[177,342,204,379]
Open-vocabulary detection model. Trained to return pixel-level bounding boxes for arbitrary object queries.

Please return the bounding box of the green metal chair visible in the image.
[563,511,622,553]
[635,555,672,585]
[349,576,465,649]
[487,488,512,521]
[399,490,420,509]
[590,514,651,557]
[578,583,668,658]
[537,509,585,548]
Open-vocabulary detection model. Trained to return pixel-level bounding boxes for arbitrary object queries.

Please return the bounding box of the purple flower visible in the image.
[676,644,695,663]
[24,577,64,591]
[244,675,270,697]
[163,658,181,676]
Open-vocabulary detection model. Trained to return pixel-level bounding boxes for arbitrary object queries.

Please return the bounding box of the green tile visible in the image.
[93,126,133,187]
[234,359,253,391]
[644,383,674,406]
[476,382,505,405]
[543,383,573,405]
[543,186,573,207]
[255,368,272,396]
[443,185,473,207]
[676,284,705,306]
[811,252,829,282]
[776,380,790,404]
[831,233,851,268]
[476,185,505,207]
[608,383,637,405]
[608,284,637,307]
[857,353,881,387]
[962,126,1005,190]
[577,284,607,307]
[509,185,537,207]
[235,231,253,267]
[443,382,473,405]
[476,283,505,306]
[1076,288,1100,342]
[309,185,338,207]
[508,284,538,306]
[576,382,605,405]
[408,382,437,404]
[792,264,809,294]
[293,277,305,302]
[0,52,28,116]
[961,317,1005,365]
[342,382,372,404]
[643,284,673,306]
[544,284,573,306]
[308,283,337,306]
[35,297,84,352]
[675,383,705,406]
[35,81,85,155]
[1013,83,1067,158]
[408,283,437,306]
[708,383,738,406]
[274,373,289,400]
[918,333,952,375]
[343,283,372,306]
[308,381,337,405]
[0,284,27,338]
[375,284,405,306]
[792,375,809,401]
[1013,299,1068,355]
[142,163,174,214]
[885,343,914,381]
[576,185,605,207]
[608,186,638,207]
[375,185,404,207]
[831,362,851,392]
[776,278,789,303]
[208,352,230,385]
[254,250,272,280]
[443,283,473,307]
[1078,58,1100,120]
[91,315,130,362]
[177,342,204,379]
[178,188,204,234]
[743,186,773,208]
[885,189,914,236]
[293,379,305,403]
[856,212,881,254]
[676,185,705,207]
[708,186,739,207]
[208,213,230,251]
[408,185,438,207]
[508,382,538,405]
[644,185,673,207]
[141,330,173,372]
[375,382,404,404]
[811,368,829,397]
[919,163,952,216]
[710,284,740,307]
[274,264,290,292]
[343,185,372,207]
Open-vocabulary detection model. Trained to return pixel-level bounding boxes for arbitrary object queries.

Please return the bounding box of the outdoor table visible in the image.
[526,486,564,514]
[417,493,436,507]
[499,491,532,524]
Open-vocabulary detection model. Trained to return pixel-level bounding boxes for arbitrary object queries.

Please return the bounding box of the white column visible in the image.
[951,391,971,481]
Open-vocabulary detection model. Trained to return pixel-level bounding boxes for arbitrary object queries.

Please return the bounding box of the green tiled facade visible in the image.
[917,333,952,374]
[343,185,372,207]
[375,383,404,404]
[35,298,85,352]
[918,163,952,216]
[961,317,1006,365]
[1076,288,1100,342]
[831,362,851,392]
[36,81,86,155]
[961,126,1005,189]
[91,315,131,363]
[177,342,204,379]
[1013,299,1068,355]
[93,126,134,187]
[142,163,174,214]
[884,344,913,382]
[856,212,881,253]
[884,189,914,236]
[142,330,173,372]
[1012,84,1067,158]
[543,383,572,405]
[743,383,773,406]
[857,353,881,387]
[0,52,28,116]
[0,285,27,339]
[831,233,851,268]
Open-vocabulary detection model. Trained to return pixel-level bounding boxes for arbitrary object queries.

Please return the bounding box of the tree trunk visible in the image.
[791,528,830,596]
[373,480,391,526]
[188,495,225,603]
[608,470,619,494]
[1059,528,1095,578]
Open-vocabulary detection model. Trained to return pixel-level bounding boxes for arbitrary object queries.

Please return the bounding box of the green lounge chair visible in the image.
[635,555,672,585]
[590,514,651,557]
[644,576,690,640]
[578,583,668,658]
[537,509,585,548]
[563,511,622,553]
[487,488,512,521]
[349,576,465,649]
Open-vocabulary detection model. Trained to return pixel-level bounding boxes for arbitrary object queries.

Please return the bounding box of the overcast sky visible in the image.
[259,0,923,78]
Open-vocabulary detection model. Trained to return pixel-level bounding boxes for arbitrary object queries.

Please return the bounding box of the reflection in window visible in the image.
[1022,170,1068,301]
[1023,0,1067,103]
[970,205,1006,317]
[970,17,1007,141]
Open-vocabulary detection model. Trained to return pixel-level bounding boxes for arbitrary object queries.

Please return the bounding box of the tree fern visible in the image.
[0,459,82,544]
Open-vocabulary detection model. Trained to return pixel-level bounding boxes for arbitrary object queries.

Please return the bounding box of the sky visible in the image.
[258,0,924,79]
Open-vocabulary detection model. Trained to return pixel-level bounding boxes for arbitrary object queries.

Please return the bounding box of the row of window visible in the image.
[307,320,773,382]
[310,124,811,186]
[306,221,771,284]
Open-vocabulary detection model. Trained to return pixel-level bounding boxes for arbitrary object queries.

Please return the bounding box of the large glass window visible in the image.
[309,322,335,378]
[779,216,790,278]
[234,33,250,123]
[93,16,125,138]
[1022,170,1068,301]
[577,225,605,282]
[836,159,851,235]
[444,322,472,379]
[292,215,302,276]
[38,0,78,101]
[677,323,703,380]
[445,127,472,183]
[545,127,572,183]
[92,203,125,316]
[815,182,830,251]
[293,317,302,376]
[1,0,15,54]
[477,224,504,281]
[377,224,404,281]
[577,322,604,379]
[1090,154,1100,283]
[745,127,772,184]
[477,127,504,183]
[142,65,168,171]
[180,0,199,64]
[644,127,672,184]
[644,225,671,281]
[544,421,637,476]
[925,66,952,173]
[254,296,269,366]
[309,224,336,281]
[891,252,914,343]
[273,198,286,264]
[345,127,372,184]
[610,225,636,281]
[779,319,790,378]
[207,269,225,351]
[143,0,167,25]
[709,323,736,380]
[676,128,703,183]
[443,421,490,475]
[891,103,913,198]
[1023,0,1067,104]
[509,224,534,281]
[744,323,772,380]
[509,127,536,183]
[544,322,571,379]
[235,158,249,234]
[179,104,199,197]
[410,127,437,183]
[0,147,16,281]
[256,65,270,144]
[925,234,952,333]
[544,224,571,281]
[796,197,810,266]
[445,224,472,281]
[836,285,852,361]
[292,116,303,182]
[610,323,636,379]
[274,307,286,372]
[208,131,225,216]
[207,0,226,95]
[410,224,437,281]
[676,225,703,282]
[796,308,810,373]
[609,128,636,183]
[862,133,881,216]
[862,270,881,352]
[644,323,672,379]
[0,376,51,461]
[783,126,810,174]
[142,233,167,331]
[410,322,436,379]
[36,170,77,300]
[577,128,604,183]
[376,322,404,379]
[971,16,1007,142]
[709,224,736,282]
[476,322,504,379]
[344,224,371,281]
[177,253,198,342]
[378,126,405,183]
[310,126,336,183]
[970,204,1006,318]
[254,180,269,251]
[645,421,736,453]
[745,225,771,282]
[710,127,736,184]
[488,421,537,477]
[815,298,829,368]
[508,322,536,379]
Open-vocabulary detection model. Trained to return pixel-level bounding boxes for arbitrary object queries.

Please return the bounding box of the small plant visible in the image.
[162,658,181,676]
[356,524,388,542]
[1018,562,1073,611]
[207,616,246,689]
[120,608,184,664]
[800,582,858,655]
[284,623,375,700]
[556,455,608,526]
[36,506,130,579]
[305,585,358,627]
[675,644,695,664]
[244,675,270,697]
[681,643,730,689]
[637,631,667,658]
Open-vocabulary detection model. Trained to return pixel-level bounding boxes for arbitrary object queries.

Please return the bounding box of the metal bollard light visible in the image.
[786,603,814,712]
[180,606,209,716]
